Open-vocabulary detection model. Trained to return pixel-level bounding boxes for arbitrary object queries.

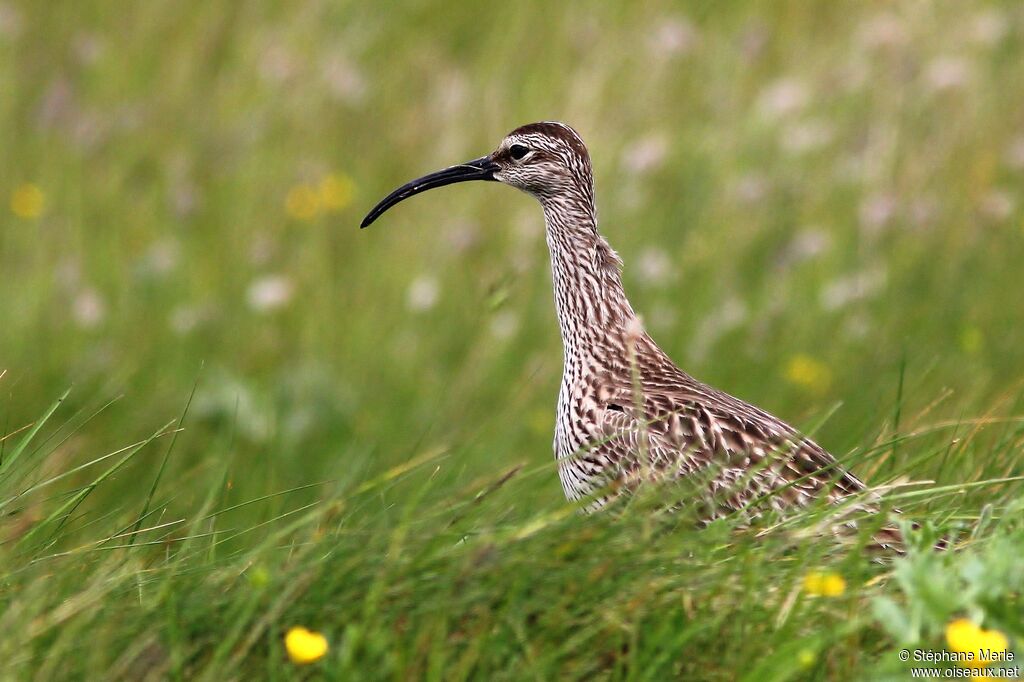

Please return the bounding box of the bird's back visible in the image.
[554,330,869,522]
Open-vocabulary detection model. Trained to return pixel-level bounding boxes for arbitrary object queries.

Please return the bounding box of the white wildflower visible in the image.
[925,56,972,93]
[780,120,833,155]
[489,311,519,340]
[406,275,439,313]
[648,16,700,57]
[757,78,809,121]
[858,13,908,50]
[140,238,180,277]
[247,274,294,312]
[820,268,887,311]
[689,298,748,362]
[779,229,832,267]
[1005,136,1024,170]
[169,305,210,335]
[72,288,106,328]
[72,33,104,66]
[979,190,1014,222]
[321,52,366,104]
[636,247,673,287]
[970,9,1008,47]
[0,2,23,38]
[621,133,670,174]
[259,43,296,84]
[859,194,897,235]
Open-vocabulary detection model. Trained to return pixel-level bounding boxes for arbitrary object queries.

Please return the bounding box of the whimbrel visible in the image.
[362,122,898,544]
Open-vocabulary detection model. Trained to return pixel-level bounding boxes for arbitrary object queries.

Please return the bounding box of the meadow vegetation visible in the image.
[1,2,1023,679]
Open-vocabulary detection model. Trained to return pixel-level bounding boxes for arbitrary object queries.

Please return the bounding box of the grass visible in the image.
[2,1,1024,678]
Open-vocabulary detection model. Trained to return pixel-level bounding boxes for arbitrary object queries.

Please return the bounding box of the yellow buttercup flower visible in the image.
[285,626,328,664]
[803,570,845,597]
[945,618,1008,669]
[247,565,269,589]
[285,184,321,221]
[784,354,832,394]
[10,183,45,220]
[959,326,984,355]
[318,173,355,212]
[797,649,816,668]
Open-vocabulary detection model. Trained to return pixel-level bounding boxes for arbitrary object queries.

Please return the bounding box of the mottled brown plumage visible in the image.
[362,121,900,548]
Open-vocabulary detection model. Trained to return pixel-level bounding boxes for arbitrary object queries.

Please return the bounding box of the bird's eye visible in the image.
[509,144,530,161]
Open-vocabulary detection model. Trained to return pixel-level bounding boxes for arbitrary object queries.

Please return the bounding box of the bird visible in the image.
[361,121,900,547]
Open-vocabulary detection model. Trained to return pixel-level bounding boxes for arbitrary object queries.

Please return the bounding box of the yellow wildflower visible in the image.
[285,184,321,221]
[945,618,1009,669]
[803,570,845,597]
[959,326,983,355]
[10,183,45,219]
[247,565,269,589]
[284,626,328,664]
[318,173,355,212]
[784,354,832,394]
[797,649,816,668]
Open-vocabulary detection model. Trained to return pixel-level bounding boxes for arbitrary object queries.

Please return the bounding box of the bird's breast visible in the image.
[553,364,611,502]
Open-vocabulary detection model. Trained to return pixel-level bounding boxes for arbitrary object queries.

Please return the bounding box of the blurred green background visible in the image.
[1,1,1023,677]
[4,1,1022,499]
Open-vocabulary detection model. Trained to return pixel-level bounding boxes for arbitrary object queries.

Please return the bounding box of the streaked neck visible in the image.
[541,196,637,364]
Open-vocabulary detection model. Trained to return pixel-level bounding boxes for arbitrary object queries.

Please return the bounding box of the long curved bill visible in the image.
[360,155,499,228]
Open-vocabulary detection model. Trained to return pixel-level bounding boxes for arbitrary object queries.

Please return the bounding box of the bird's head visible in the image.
[361,121,592,228]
